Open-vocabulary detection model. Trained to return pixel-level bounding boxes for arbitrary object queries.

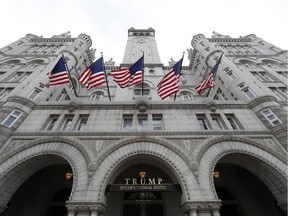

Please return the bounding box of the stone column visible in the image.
[91,211,99,216]
[66,201,106,216]
[67,210,76,216]
[189,210,198,216]
[212,210,220,216]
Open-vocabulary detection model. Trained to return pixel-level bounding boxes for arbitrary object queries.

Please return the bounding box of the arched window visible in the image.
[180,91,193,100]
[90,91,104,101]
[133,83,150,99]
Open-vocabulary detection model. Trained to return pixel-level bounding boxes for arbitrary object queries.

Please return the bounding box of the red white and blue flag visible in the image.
[111,56,143,88]
[157,58,183,100]
[195,55,222,95]
[48,57,70,86]
[78,57,105,89]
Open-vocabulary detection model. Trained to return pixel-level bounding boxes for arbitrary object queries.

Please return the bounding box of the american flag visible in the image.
[195,55,222,95]
[78,57,105,89]
[111,56,143,88]
[48,57,70,86]
[157,58,183,100]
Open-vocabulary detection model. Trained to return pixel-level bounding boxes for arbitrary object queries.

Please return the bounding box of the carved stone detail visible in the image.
[66,201,106,213]
[1,139,34,155]
[181,201,221,213]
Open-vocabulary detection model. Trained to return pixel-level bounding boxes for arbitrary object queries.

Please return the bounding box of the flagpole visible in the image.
[101,52,111,101]
[174,52,185,101]
[141,52,145,96]
[206,53,223,97]
[61,52,78,97]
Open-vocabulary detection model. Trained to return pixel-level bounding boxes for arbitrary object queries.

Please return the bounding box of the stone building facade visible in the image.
[0,28,287,216]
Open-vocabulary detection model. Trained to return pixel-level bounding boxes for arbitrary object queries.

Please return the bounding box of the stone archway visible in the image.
[105,160,183,216]
[196,137,287,214]
[88,138,201,216]
[0,138,91,214]
[1,163,73,216]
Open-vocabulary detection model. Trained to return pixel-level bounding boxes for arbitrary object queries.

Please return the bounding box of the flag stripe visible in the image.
[194,55,222,95]
[157,58,183,100]
[111,57,143,88]
[48,57,70,86]
[78,57,106,89]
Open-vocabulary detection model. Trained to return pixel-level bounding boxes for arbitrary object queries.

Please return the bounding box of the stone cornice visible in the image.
[208,38,251,43]
[10,130,272,138]
[31,38,75,43]
[33,100,250,110]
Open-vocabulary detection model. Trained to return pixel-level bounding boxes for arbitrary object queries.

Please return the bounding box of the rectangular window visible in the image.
[269,87,287,100]
[227,71,237,80]
[211,115,224,130]
[243,88,256,99]
[61,115,74,131]
[225,114,241,130]
[1,109,22,127]
[261,109,282,126]
[27,88,41,100]
[213,88,227,101]
[76,115,89,131]
[46,115,59,131]
[123,114,133,130]
[137,115,148,130]
[196,115,209,130]
[0,88,14,100]
[152,114,163,130]
[56,89,70,101]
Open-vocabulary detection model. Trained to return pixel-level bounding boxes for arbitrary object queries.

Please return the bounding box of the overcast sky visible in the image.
[1,0,287,66]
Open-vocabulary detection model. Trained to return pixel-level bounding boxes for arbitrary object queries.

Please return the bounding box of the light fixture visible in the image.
[213,171,220,179]
[65,172,73,180]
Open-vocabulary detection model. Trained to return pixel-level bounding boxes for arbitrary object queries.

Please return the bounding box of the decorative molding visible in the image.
[6,95,36,110]
[0,136,92,166]
[66,201,106,213]
[181,200,221,212]
[11,130,272,138]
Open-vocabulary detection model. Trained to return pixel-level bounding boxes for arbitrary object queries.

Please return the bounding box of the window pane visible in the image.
[138,115,148,130]
[77,118,88,131]
[123,115,133,130]
[46,117,58,131]
[62,118,73,131]
[197,117,208,130]
[153,115,163,130]
[212,117,223,130]
[3,116,17,127]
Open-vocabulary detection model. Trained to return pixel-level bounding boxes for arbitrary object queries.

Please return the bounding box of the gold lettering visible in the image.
[158,178,163,184]
[140,178,146,185]
[132,178,137,185]
[148,178,156,184]
[124,178,130,185]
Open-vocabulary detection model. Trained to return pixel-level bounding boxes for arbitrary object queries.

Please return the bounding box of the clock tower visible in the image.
[122,27,161,64]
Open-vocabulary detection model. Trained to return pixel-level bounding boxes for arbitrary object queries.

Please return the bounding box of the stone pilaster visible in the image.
[66,201,106,216]
[181,201,221,216]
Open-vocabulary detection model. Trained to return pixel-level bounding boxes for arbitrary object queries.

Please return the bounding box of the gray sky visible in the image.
[1,0,287,66]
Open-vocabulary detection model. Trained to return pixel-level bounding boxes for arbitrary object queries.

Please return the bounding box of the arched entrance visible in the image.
[213,154,286,216]
[1,164,73,216]
[105,163,183,216]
